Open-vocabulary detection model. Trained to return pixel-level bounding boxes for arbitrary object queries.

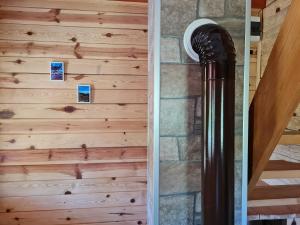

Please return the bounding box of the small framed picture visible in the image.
[77,84,91,103]
[50,62,64,81]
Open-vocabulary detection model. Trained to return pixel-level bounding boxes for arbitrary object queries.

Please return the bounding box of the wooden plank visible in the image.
[0,206,146,225]
[265,160,300,171]
[248,198,300,208]
[0,118,147,134]
[279,133,300,145]
[0,73,148,89]
[0,41,148,60]
[0,24,147,45]
[248,0,300,193]
[261,170,300,179]
[248,204,300,216]
[0,190,146,212]
[0,104,147,119]
[0,147,147,165]
[249,185,300,200]
[0,162,147,182]
[0,0,148,14]
[0,7,147,29]
[0,176,146,197]
[0,57,147,75]
[0,133,147,149]
[0,89,147,104]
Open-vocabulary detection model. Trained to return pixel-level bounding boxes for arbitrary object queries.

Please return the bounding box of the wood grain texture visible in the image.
[0,162,147,182]
[0,0,148,14]
[0,73,148,89]
[0,7,147,29]
[0,0,148,220]
[0,24,147,45]
[248,204,300,216]
[249,185,300,200]
[248,0,300,193]
[0,57,147,75]
[0,147,147,165]
[0,176,147,197]
[0,41,148,60]
[0,190,146,212]
[0,206,147,225]
[0,133,147,149]
[0,89,147,104]
[0,118,147,134]
[0,104,147,119]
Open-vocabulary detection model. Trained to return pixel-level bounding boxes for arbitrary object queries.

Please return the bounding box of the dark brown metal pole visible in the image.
[191,24,236,225]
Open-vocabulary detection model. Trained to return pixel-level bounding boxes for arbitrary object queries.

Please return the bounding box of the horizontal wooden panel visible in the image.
[0,118,147,134]
[0,89,147,104]
[279,133,300,145]
[0,133,147,149]
[0,104,147,119]
[0,162,147,182]
[0,190,146,212]
[248,197,300,208]
[0,41,148,60]
[0,57,147,75]
[266,160,300,171]
[0,147,147,165]
[0,206,146,225]
[249,185,300,200]
[248,204,300,216]
[0,73,147,89]
[0,7,147,29]
[0,176,146,197]
[0,24,147,45]
[261,170,300,179]
[0,0,147,14]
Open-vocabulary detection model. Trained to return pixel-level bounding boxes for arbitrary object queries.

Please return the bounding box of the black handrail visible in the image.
[191,24,236,225]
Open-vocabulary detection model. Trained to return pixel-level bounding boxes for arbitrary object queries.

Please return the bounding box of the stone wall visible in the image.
[159,0,246,224]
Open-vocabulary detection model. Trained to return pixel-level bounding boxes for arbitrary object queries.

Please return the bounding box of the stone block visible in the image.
[198,0,225,17]
[195,192,202,213]
[178,135,202,161]
[160,99,195,136]
[161,37,181,63]
[161,64,202,98]
[235,161,243,209]
[214,18,245,38]
[160,194,194,225]
[160,161,201,195]
[226,0,245,17]
[161,0,198,36]
[160,137,179,161]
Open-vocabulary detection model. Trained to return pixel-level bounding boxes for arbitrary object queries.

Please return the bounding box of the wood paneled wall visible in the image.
[0,0,148,224]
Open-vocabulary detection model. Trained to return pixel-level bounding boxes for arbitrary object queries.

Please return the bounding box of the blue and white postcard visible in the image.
[77,84,91,103]
[50,62,64,81]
